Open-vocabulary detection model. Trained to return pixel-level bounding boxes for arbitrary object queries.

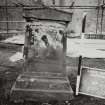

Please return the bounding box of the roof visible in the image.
[23,7,72,22]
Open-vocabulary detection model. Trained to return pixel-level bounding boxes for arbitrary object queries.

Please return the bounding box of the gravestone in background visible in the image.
[78,67,105,99]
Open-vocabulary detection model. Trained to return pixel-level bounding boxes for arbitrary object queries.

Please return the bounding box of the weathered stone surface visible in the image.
[79,67,105,99]
[11,72,73,102]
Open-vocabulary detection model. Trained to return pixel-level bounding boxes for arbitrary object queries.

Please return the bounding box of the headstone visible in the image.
[77,66,105,99]
[10,21,73,102]
[26,21,66,74]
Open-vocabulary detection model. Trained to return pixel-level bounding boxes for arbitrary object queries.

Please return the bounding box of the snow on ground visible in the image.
[2,35,25,44]
[9,52,23,62]
[2,35,105,60]
[67,38,105,58]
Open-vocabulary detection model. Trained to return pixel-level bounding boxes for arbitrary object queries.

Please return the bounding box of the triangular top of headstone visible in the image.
[23,7,72,22]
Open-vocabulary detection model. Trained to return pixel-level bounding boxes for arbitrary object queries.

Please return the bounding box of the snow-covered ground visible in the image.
[2,35,105,60]
[2,35,24,44]
[67,38,105,58]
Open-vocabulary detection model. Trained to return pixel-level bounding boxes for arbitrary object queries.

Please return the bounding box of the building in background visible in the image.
[0,0,105,37]
[69,0,105,36]
[0,0,72,33]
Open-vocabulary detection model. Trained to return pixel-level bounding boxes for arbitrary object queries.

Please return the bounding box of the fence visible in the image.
[0,21,26,30]
[84,33,105,39]
[0,21,26,40]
